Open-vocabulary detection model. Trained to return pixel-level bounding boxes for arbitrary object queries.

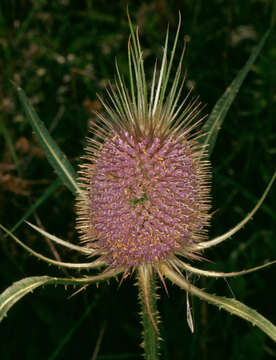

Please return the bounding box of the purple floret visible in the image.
[88,131,209,269]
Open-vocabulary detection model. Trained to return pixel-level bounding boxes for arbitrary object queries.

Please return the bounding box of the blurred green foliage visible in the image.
[0,0,276,359]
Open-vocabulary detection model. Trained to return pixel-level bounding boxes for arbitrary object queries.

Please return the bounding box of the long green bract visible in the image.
[163,264,276,342]
[0,270,121,323]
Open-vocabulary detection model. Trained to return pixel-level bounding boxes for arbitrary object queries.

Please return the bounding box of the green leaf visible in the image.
[200,29,270,156]
[0,276,52,322]
[13,83,80,195]
[0,270,121,324]
[163,264,276,342]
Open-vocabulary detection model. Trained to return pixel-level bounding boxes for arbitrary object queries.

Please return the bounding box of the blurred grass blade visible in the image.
[0,269,122,323]
[163,264,276,342]
[271,0,276,27]
[48,299,99,360]
[13,83,80,195]
[0,116,19,172]
[200,29,270,156]
[11,178,61,233]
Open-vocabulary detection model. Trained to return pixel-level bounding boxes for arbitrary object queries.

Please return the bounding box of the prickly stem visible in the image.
[137,265,160,359]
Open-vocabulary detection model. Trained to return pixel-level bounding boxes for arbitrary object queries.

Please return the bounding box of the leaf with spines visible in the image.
[176,259,276,278]
[0,271,122,323]
[0,276,53,322]
[13,82,80,195]
[163,264,276,342]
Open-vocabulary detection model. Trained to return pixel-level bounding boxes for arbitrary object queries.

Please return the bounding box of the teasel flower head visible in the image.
[2,12,276,351]
[76,14,211,277]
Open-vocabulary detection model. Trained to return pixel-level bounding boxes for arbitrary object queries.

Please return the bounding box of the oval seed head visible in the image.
[76,16,211,273]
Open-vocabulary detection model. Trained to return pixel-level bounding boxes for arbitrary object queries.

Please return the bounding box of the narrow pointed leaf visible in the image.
[13,83,80,195]
[0,223,102,269]
[177,259,276,278]
[25,221,91,254]
[200,29,270,156]
[163,264,276,342]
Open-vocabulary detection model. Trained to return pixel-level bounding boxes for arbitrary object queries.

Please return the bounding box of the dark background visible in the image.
[0,0,276,359]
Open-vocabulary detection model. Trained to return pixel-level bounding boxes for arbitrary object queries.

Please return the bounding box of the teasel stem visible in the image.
[137,265,160,360]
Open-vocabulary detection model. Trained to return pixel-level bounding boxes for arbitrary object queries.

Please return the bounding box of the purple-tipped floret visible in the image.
[86,131,209,269]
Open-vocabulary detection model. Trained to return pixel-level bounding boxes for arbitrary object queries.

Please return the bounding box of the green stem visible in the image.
[137,265,160,360]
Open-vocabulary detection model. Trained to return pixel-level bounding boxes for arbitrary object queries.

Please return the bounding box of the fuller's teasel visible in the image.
[1,13,276,352]
[76,15,211,274]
